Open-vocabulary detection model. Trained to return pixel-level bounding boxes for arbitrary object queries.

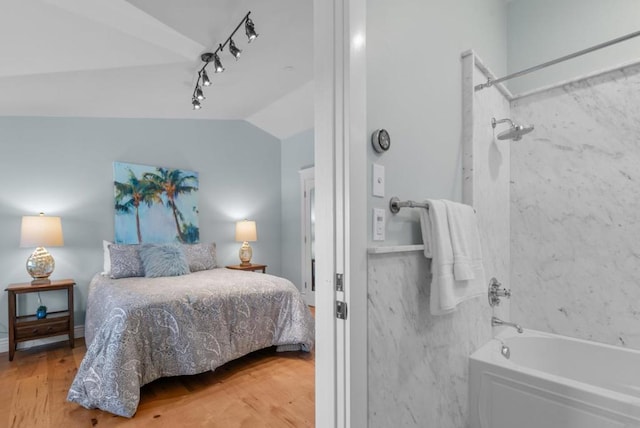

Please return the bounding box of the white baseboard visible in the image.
[0,325,85,355]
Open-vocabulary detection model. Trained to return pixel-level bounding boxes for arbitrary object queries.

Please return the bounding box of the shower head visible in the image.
[498,123,534,141]
[491,117,534,141]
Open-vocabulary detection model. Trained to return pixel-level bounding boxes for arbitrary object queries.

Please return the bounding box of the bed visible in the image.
[67,267,315,417]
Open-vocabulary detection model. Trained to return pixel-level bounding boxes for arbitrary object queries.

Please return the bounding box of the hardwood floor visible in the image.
[0,335,315,427]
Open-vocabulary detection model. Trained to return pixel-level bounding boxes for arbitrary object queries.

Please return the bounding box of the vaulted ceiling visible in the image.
[0,0,313,138]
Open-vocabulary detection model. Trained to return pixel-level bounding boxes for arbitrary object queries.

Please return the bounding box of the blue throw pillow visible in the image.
[139,243,190,278]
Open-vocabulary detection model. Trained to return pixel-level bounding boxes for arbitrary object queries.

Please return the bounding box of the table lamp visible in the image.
[235,220,257,265]
[20,213,64,285]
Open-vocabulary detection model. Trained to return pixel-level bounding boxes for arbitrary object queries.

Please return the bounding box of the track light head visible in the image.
[245,18,258,43]
[213,53,224,73]
[201,69,211,86]
[229,39,242,60]
[192,98,202,110]
[195,86,205,101]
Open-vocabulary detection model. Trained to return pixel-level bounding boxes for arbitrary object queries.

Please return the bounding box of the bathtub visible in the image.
[469,329,640,428]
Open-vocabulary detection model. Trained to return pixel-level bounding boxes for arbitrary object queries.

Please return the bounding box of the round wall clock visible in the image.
[371,129,391,153]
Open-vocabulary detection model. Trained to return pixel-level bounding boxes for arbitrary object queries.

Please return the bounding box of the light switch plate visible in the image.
[373,208,385,241]
[372,163,385,197]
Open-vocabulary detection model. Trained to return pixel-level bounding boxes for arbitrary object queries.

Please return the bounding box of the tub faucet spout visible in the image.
[491,316,523,333]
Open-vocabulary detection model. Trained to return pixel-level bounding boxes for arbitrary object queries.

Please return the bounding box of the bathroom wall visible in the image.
[506,0,640,95]
[368,251,486,427]
[366,0,508,247]
[510,61,640,349]
[367,52,511,427]
[364,5,509,428]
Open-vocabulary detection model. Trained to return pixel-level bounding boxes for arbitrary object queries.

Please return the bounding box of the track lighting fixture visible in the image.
[201,69,211,87]
[212,52,225,73]
[190,11,258,110]
[195,86,205,101]
[229,39,242,59]
[245,18,258,42]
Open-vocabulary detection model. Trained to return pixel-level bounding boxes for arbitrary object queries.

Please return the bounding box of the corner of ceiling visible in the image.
[245,80,314,140]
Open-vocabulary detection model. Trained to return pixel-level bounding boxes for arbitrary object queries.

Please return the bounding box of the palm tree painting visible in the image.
[114,169,158,243]
[113,162,199,244]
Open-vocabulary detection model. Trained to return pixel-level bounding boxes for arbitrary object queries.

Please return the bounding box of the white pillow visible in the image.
[103,240,112,274]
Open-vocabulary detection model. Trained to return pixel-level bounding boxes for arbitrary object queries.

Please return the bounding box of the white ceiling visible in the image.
[0,0,313,139]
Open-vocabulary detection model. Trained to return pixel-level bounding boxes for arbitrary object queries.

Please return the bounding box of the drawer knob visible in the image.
[46,327,53,332]
[32,328,39,334]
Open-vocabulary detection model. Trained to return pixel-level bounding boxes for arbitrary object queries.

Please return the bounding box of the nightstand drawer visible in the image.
[15,317,69,341]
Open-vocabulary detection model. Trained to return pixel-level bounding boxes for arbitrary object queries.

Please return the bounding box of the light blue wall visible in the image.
[367,0,508,246]
[0,117,282,338]
[280,129,314,291]
[507,0,640,94]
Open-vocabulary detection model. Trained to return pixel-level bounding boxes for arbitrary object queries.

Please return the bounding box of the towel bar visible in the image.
[389,197,475,214]
[389,197,429,214]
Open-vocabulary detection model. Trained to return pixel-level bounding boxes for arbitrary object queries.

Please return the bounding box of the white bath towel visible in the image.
[444,200,483,281]
[419,199,485,315]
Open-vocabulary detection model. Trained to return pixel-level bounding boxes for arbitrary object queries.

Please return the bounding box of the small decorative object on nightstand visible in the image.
[235,219,257,265]
[226,263,267,273]
[5,278,75,361]
[36,305,47,319]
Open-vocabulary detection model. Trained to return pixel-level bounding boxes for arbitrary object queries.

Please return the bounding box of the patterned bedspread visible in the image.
[67,268,314,417]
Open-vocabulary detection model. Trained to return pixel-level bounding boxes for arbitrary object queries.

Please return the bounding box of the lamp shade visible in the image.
[20,214,64,248]
[235,220,257,242]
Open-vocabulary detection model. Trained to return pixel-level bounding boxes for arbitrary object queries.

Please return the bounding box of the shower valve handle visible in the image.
[488,277,511,307]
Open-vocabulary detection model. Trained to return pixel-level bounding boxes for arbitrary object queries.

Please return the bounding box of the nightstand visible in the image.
[226,263,267,273]
[5,278,75,361]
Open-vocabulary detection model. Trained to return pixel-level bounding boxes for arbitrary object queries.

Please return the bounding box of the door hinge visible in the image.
[336,301,348,320]
[335,273,343,292]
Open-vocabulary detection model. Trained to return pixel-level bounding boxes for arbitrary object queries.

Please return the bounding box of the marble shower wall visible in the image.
[510,61,640,349]
[367,252,489,427]
[464,53,512,322]
[367,53,511,428]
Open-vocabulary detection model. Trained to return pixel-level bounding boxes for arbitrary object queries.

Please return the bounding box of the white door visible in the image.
[314,0,367,427]
[300,167,315,306]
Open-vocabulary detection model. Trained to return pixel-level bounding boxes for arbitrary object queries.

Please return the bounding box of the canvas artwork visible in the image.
[113,162,199,244]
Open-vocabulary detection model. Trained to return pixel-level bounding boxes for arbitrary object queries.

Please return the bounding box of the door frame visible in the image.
[314,0,368,426]
[299,166,315,306]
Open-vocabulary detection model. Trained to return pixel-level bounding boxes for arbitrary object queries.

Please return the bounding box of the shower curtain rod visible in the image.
[475,29,640,91]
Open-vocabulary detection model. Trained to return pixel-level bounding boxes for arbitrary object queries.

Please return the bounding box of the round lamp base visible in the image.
[239,242,253,266]
[26,247,55,283]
